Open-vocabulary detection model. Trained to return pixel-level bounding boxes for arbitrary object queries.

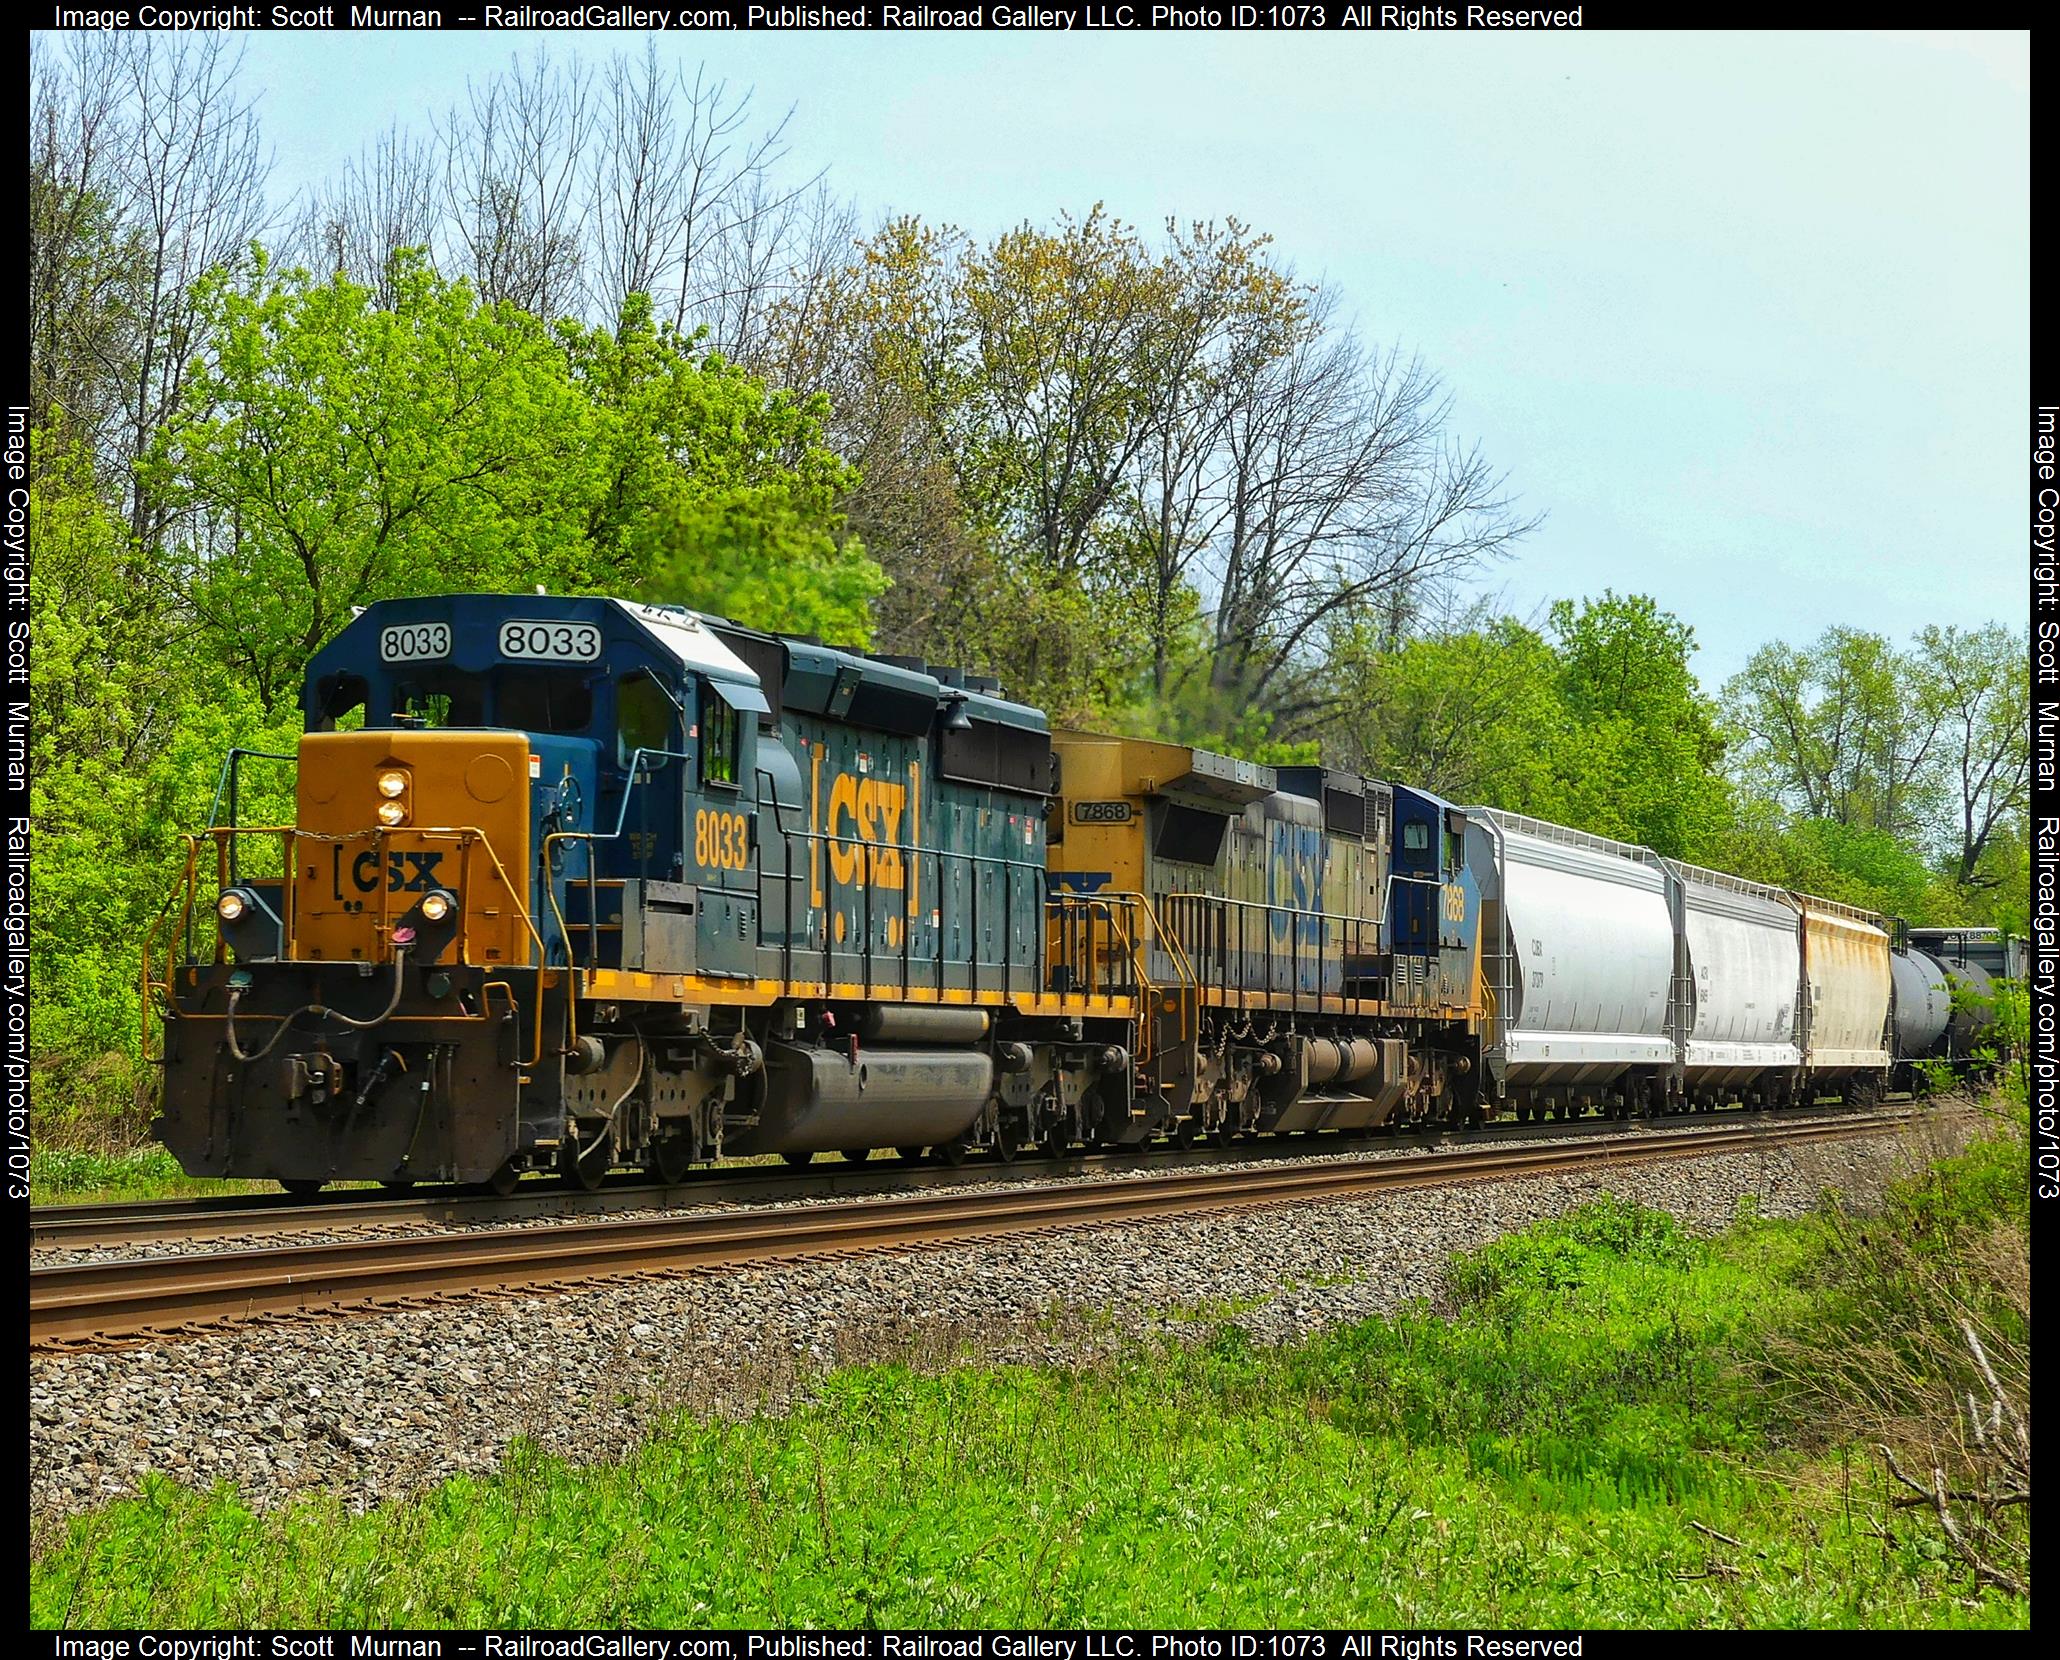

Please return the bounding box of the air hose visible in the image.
[222,944,412,1064]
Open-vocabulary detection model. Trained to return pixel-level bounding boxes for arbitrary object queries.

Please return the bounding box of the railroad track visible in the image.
[30,1109,1910,1349]
[28,1101,1894,1250]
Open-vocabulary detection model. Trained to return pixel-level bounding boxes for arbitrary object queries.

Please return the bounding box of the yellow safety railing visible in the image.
[143,824,558,1067]
[1045,889,1198,1061]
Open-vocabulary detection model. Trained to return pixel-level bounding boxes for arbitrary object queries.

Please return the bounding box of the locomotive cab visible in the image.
[1388,786,1479,1012]
[288,600,773,983]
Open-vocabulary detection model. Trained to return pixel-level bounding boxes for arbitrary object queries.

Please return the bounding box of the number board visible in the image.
[379,622,451,663]
[1071,800,1134,825]
[500,620,602,663]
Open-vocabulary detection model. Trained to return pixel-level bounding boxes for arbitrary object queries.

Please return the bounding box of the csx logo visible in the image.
[347,850,446,894]
[825,774,908,888]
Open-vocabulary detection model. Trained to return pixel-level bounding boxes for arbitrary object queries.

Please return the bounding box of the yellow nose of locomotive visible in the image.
[289,730,534,966]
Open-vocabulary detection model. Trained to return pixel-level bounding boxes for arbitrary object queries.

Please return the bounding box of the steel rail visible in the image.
[30,1111,1909,1348]
[29,1102,1894,1249]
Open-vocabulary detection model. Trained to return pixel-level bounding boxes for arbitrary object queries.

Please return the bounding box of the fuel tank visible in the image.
[747,1042,995,1153]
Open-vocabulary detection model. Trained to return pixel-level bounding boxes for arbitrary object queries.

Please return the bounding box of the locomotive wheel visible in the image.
[484,1159,521,1197]
[1209,1120,1237,1149]
[280,1179,324,1197]
[994,1125,1021,1163]
[1040,1126,1071,1160]
[561,1138,609,1192]
[651,1137,694,1185]
[1172,1116,1198,1150]
[841,1147,873,1164]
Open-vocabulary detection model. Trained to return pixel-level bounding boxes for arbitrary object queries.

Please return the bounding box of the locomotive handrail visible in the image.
[538,744,697,974]
[147,824,557,1067]
[542,748,1066,1004]
[1061,888,1193,1058]
[140,837,207,1062]
[1045,888,1158,1004]
[762,823,1047,1002]
[1161,889,1389,1015]
[540,792,1077,1007]
[204,746,298,842]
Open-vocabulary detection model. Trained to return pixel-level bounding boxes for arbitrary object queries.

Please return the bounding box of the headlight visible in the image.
[376,800,408,827]
[419,890,453,922]
[217,890,247,922]
[376,770,408,799]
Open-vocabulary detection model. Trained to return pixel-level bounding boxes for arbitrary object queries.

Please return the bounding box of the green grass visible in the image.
[28,1144,284,1207]
[32,1178,2031,1629]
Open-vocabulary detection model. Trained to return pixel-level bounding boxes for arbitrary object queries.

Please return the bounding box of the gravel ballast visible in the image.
[28,1114,1974,1520]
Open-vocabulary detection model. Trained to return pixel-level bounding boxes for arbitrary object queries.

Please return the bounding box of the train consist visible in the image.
[148,595,2010,1193]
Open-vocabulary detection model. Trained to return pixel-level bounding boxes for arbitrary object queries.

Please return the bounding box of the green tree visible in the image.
[1914,622,2029,889]
[1723,627,1944,838]
[764,208,1530,724]
[1542,592,1732,859]
[27,163,146,455]
[559,294,880,639]
[30,426,302,1120]
[149,254,879,705]
[1326,593,1733,862]
[1327,610,1564,809]
[148,251,598,711]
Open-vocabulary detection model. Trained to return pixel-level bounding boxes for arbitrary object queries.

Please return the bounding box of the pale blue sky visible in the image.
[223,26,2030,687]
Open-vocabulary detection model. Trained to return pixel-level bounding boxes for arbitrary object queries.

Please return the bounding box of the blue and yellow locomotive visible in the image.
[1048,735,1484,1141]
[149,594,1488,1192]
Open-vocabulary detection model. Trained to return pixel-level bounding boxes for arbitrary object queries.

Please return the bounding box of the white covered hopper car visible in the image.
[1465,808,1901,1118]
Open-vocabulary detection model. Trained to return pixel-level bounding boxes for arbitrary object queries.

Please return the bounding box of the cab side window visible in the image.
[1401,821,1431,853]
[701,683,741,789]
[617,673,674,769]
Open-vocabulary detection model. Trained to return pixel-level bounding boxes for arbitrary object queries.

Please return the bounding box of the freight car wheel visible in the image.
[896,1146,926,1163]
[841,1147,873,1164]
[379,1179,415,1193]
[932,1138,969,1167]
[783,1151,816,1168]
[484,1160,520,1198]
[280,1179,323,1197]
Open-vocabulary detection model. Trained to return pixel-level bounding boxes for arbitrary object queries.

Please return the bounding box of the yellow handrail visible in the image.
[144,824,562,1068]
